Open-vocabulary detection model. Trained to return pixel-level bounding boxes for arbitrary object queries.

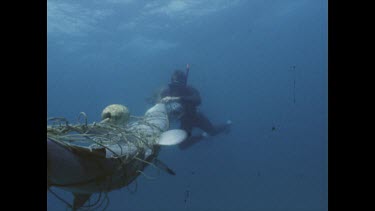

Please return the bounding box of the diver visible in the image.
[158,68,232,150]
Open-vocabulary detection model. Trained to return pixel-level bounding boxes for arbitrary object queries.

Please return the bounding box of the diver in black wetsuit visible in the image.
[159,69,232,150]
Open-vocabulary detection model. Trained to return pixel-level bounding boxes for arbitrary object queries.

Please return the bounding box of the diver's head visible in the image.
[101,104,130,126]
[169,70,187,88]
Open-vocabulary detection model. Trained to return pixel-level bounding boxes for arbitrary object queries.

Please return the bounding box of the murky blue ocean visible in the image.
[47,0,327,210]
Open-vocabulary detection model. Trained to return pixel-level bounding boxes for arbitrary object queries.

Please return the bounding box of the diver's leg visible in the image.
[178,134,205,150]
[180,115,193,137]
[195,112,231,136]
[178,116,204,150]
[178,113,231,150]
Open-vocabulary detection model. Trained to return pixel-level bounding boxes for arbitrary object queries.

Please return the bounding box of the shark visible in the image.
[47,103,187,210]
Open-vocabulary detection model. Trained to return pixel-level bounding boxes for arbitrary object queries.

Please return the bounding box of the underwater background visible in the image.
[47,0,327,210]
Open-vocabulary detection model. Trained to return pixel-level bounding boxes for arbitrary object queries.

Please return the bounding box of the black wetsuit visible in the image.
[160,84,229,149]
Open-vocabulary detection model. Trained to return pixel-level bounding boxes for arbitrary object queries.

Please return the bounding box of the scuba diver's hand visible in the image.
[160,96,180,103]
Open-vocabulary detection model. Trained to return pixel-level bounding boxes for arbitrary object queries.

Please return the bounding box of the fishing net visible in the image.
[47,112,166,159]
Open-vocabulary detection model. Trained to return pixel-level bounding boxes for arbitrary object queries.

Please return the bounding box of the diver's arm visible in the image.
[159,87,169,98]
[158,87,171,103]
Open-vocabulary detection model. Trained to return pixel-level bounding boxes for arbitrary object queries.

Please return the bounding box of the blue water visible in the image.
[47,0,327,210]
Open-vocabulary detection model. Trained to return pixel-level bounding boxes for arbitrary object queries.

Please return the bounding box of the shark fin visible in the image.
[72,193,91,211]
[153,159,176,175]
[157,129,187,146]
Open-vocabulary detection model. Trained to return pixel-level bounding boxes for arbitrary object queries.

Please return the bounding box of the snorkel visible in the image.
[185,63,190,86]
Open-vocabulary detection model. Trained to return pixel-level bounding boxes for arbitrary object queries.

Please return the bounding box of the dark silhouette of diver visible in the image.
[159,68,232,150]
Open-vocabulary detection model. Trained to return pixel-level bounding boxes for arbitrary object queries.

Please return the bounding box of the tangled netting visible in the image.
[48,113,164,150]
[47,112,166,211]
